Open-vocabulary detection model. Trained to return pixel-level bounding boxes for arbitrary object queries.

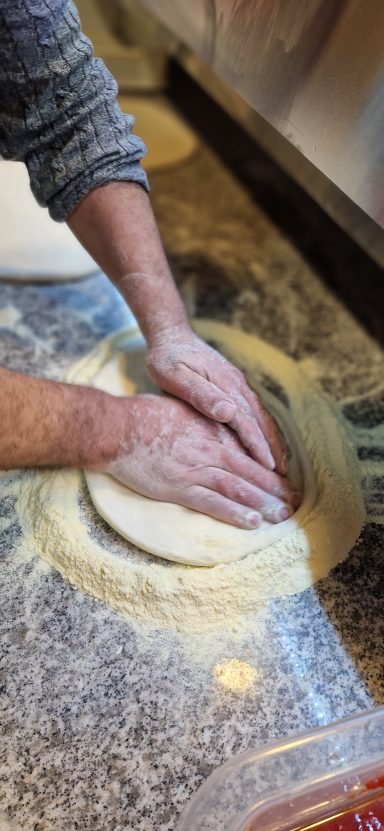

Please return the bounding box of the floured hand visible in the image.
[146,326,287,474]
[104,394,298,529]
[67,192,285,474]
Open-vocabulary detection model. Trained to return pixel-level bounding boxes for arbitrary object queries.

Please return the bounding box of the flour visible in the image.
[213,659,258,692]
[350,418,384,524]
[11,321,365,634]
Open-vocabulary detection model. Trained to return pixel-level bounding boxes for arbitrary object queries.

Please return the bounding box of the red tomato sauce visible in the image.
[296,794,384,830]
[246,774,384,831]
[290,775,384,831]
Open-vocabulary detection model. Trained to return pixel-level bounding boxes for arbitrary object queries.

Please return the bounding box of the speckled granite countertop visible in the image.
[1,92,383,831]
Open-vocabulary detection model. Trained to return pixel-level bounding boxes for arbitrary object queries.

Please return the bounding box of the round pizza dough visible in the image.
[118,96,198,172]
[13,320,365,631]
[0,162,99,282]
[0,100,196,282]
[85,345,317,567]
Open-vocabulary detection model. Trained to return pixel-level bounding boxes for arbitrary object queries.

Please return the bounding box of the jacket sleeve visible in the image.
[0,0,149,221]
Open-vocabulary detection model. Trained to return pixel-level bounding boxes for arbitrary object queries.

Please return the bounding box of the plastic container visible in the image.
[177,706,384,830]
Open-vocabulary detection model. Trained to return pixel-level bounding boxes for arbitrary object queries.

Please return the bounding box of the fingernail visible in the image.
[244,510,261,528]
[291,492,303,509]
[266,448,276,470]
[212,400,236,421]
[279,506,293,521]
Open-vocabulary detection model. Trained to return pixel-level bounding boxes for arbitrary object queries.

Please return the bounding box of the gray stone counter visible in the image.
[0,129,383,831]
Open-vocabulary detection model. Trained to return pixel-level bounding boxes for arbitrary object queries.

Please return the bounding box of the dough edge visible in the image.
[13,320,365,632]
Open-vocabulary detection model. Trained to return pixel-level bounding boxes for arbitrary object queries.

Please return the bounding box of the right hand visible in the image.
[103,394,300,529]
[146,324,288,474]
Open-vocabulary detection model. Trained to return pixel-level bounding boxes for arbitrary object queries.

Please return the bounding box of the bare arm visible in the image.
[0,367,296,528]
[68,182,288,474]
[0,367,119,470]
[0,0,293,524]
[68,181,189,344]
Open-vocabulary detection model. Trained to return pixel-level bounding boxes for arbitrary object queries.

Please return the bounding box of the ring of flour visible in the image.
[14,320,365,631]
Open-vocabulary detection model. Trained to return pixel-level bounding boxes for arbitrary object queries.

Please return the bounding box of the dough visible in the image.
[85,342,317,566]
[11,321,365,632]
[0,162,99,282]
[119,97,198,172]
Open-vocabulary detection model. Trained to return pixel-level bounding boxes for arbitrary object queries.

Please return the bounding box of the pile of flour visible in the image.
[10,321,365,634]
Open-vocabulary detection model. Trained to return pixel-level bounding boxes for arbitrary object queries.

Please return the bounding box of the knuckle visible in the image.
[188,485,217,510]
[217,424,230,442]
[173,363,186,378]
[189,384,205,408]
[185,485,204,509]
[204,492,219,509]
[209,469,226,491]
[231,481,248,501]
[244,465,260,483]
[224,431,243,452]
[230,505,247,523]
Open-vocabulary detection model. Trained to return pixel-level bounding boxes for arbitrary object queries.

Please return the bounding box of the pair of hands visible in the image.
[106,325,300,529]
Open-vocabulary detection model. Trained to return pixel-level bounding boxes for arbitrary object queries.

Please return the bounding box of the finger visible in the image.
[199,468,294,523]
[160,364,238,423]
[228,409,276,470]
[183,485,263,530]
[169,367,277,471]
[241,384,288,475]
[221,448,296,501]
[153,362,279,473]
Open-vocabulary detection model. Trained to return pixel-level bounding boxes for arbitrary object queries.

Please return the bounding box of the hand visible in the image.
[105,394,299,529]
[146,326,287,474]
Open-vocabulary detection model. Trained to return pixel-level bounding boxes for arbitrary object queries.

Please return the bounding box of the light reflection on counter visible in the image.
[213,659,258,692]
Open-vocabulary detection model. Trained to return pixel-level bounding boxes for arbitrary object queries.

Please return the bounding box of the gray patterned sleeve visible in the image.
[0,0,149,222]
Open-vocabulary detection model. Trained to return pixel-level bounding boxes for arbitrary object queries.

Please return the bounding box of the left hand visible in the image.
[146,325,288,475]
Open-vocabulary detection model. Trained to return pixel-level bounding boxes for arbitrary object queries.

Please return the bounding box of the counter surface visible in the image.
[1,129,383,830]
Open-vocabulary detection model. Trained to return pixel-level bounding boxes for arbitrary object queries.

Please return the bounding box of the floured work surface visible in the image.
[8,319,364,633]
[1,88,383,831]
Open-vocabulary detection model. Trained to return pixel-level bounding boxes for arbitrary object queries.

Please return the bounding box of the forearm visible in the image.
[68,182,190,344]
[0,367,119,470]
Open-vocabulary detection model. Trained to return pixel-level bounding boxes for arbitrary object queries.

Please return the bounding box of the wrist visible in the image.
[117,270,191,347]
[83,391,129,470]
[146,318,193,348]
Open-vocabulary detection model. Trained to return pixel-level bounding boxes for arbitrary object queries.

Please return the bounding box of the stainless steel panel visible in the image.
[175,45,384,267]
[140,0,384,233]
